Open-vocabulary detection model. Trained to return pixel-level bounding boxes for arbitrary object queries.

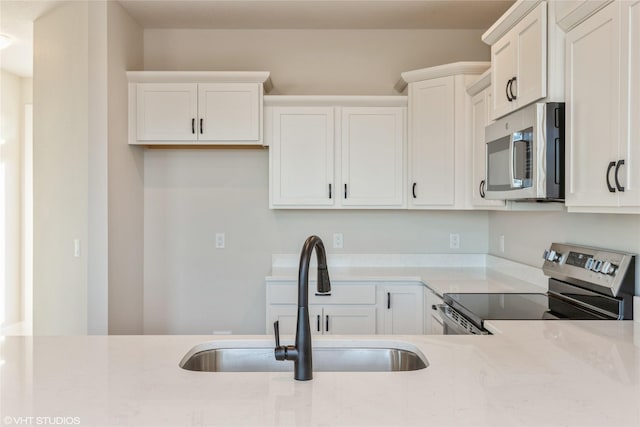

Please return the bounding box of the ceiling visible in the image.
[0,0,514,77]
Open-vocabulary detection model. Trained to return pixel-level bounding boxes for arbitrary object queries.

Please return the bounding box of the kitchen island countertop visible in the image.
[2,321,639,426]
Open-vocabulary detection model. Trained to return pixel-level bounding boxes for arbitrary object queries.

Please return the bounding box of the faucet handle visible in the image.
[274,321,287,360]
[274,321,281,347]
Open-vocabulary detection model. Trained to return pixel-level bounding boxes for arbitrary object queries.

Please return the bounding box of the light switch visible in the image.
[74,239,81,257]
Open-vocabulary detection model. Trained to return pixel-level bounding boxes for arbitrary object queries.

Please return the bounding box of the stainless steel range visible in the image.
[439,243,636,335]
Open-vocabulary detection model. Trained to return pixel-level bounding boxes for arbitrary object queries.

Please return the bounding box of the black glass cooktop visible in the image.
[442,293,610,328]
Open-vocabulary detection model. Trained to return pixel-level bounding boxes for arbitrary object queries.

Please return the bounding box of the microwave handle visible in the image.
[509,134,516,188]
[510,135,529,188]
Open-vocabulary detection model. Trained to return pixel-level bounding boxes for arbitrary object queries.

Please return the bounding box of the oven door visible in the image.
[437,305,489,335]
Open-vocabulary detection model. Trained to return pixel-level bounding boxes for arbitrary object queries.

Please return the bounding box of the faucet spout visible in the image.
[274,235,331,380]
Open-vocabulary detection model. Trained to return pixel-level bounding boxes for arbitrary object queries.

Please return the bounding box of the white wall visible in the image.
[106,1,144,334]
[0,70,24,327]
[33,2,90,335]
[488,210,640,294]
[33,1,145,335]
[144,29,489,95]
[143,149,488,334]
[141,28,492,334]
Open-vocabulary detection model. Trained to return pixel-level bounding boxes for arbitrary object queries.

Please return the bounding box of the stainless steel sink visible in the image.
[180,346,428,372]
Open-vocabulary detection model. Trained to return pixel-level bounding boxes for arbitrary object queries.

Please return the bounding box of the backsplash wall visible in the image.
[488,210,640,294]
[143,149,488,334]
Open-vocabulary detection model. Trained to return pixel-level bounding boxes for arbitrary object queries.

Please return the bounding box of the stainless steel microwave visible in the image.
[484,102,565,201]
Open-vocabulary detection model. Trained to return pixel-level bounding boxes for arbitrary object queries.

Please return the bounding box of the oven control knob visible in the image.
[592,260,603,272]
[545,250,562,263]
[601,262,617,275]
[585,258,595,270]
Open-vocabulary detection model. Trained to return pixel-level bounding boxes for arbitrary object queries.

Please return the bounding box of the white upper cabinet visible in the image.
[128,71,270,145]
[620,0,640,208]
[270,107,335,208]
[399,62,489,210]
[266,97,407,210]
[408,76,455,207]
[136,84,198,142]
[466,72,506,209]
[565,1,640,212]
[555,0,613,31]
[489,1,547,120]
[341,107,405,208]
[198,83,260,142]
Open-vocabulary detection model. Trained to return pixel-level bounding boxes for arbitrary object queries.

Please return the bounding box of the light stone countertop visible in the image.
[1,321,639,426]
[267,266,548,296]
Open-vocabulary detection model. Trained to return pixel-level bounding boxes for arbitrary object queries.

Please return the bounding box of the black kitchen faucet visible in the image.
[273,235,332,380]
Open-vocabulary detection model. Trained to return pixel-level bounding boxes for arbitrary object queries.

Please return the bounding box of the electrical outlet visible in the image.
[333,233,343,249]
[449,233,460,249]
[499,235,505,253]
[74,239,81,258]
[215,233,225,249]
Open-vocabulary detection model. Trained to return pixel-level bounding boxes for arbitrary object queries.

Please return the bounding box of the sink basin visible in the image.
[180,345,428,372]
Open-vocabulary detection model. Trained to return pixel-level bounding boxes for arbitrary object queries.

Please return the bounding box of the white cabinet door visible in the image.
[620,0,640,206]
[514,1,547,108]
[323,307,377,335]
[470,89,507,209]
[267,306,324,336]
[430,313,444,335]
[380,286,424,334]
[270,107,335,207]
[198,83,260,143]
[136,83,198,141]
[341,107,405,208]
[408,76,455,208]
[490,2,546,120]
[491,35,518,120]
[565,2,621,207]
[424,290,444,335]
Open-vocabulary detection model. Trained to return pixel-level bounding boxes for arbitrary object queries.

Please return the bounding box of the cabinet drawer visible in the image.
[268,284,376,305]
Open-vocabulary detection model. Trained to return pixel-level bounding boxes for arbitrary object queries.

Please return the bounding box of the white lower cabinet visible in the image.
[266,282,425,335]
[316,306,377,335]
[266,282,378,335]
[424,289,444,335]
[379,285,424,334]
[267,305,376,335]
